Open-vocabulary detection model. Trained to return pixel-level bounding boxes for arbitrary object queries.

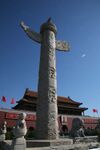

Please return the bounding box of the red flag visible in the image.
[93,109,98,113]
[11,98,15,104]
[1,96,6,102]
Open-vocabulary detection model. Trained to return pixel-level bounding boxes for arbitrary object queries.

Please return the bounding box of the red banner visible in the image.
[6,113,18,119]
[26,114,36,121]
[83,118,98,124]
[6,113,36,121]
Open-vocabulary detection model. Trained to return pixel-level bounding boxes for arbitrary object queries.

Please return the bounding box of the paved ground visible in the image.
[26,143,100,150]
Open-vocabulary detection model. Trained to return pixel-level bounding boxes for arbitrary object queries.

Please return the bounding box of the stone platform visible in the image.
[26,138,73,147]
[26,145,100,150]
[1,136,100,150]
[26,144,100,150]
[26,136,98,147]
[26,136,100,150]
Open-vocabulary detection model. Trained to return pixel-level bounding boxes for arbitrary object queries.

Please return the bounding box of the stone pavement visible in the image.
[26,142,100,150]
[1,136,100,150]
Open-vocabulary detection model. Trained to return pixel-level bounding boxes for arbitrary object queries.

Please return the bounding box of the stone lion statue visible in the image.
[0,121,7,141]
[13,113,27,138]
[70,118,85,138]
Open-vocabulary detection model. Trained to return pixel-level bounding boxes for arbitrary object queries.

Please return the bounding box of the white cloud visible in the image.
[81,54,86,58]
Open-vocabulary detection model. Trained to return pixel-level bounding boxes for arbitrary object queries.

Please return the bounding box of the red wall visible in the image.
[0,110,36,129]
[58,115,98,131]
[0,110,98,130]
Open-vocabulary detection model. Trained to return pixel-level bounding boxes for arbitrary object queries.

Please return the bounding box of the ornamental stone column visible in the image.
[20,18,70,140]
[36,19,58,139]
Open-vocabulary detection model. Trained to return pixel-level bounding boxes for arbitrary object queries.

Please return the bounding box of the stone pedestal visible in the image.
[0,141,11,150]
[11,137,26,150]
[0,133,6,141]
[26,139,73,148]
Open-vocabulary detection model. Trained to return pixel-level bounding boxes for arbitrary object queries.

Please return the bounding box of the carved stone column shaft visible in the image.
[36,29,58,139]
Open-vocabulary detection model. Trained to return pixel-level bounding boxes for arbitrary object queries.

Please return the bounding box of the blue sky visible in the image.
[0,0,100,116]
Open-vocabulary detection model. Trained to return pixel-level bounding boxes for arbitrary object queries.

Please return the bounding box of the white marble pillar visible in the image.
[20,18,70,140]
[36,19,58,139]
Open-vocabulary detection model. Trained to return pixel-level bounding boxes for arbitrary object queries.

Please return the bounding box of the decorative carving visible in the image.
[48,87,56,103]
[49,32,55,48]
[56,40,70,51]
[20,21,41,43]
[40,18,57,34]
[49,67,56,79]
[48,47,55,56]
[49,32,54,40]
[20,20,70,51]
